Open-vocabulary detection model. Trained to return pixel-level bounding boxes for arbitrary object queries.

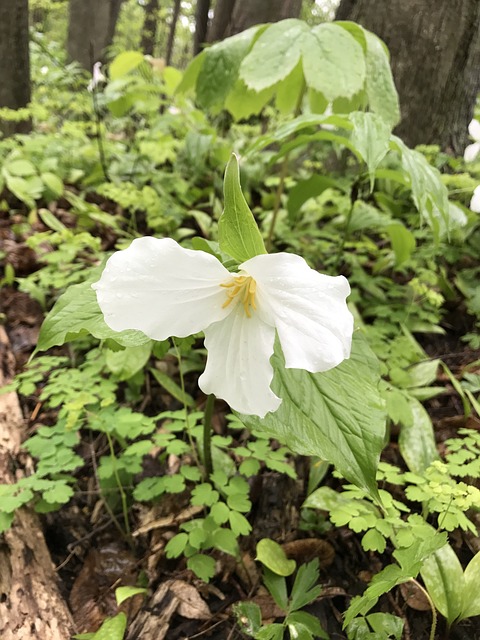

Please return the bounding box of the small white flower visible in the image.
[87,62,106,92]
[470,185,480,212]
[92,238,353,417]
[464,119,480,162]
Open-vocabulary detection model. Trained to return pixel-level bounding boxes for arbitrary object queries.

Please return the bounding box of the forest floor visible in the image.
[1,202,480,640]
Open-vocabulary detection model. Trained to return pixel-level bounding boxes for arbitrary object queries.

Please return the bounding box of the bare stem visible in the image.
[202,394,215,479]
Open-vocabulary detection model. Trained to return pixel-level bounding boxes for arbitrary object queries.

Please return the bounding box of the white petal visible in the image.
[199,308,280,417]
[241,253,353,372]
[464,142,480,162]
[470,186,480,213]
[468,119,480,142]
[92,237,231,340]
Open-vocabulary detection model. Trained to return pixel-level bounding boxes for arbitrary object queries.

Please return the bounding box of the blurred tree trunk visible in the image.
[194,0,211,55]
[67,0,124,70]
[226,0,302,36]
[336,0,480,153]
[208,0,236,42]
[0,0,31,136]
[140,0,160,56]
[165,0,182,65]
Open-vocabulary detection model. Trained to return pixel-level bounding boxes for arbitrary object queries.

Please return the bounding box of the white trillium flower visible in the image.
[92,237,354,417]
[464,119,480,162]
[87,61,106,92]
[470,185,480,212]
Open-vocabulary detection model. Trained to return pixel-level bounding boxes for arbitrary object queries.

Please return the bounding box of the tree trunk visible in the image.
[165,0,182,66]
[0,326,76,639]
[208,0,236,42]
[226,0,302,36]
[140,0,160,56]
[335,0,480,153]
[0,0,31,136]
[67,0,124,70]
[194,0,211,55]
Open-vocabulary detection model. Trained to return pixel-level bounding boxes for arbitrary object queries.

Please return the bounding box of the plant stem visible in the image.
[410,579,437,640]
[172,337,200,469]
[91,87,110,182]
[203,394,215,479]
[106,431,131,540]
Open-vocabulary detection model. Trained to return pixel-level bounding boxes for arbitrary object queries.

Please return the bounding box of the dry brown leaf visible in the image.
[169,579,211,620]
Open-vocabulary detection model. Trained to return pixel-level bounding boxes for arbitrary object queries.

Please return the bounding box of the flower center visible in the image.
[221,275,257,318]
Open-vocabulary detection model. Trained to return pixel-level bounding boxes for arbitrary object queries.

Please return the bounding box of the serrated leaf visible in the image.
[301,23,365,102]
[196,27,261,109]
[36,276,150,353]
[218,154,266,262]
[289,560,322,611]
[187,554,216,582]
[420,543,464,625]
[240,19,309,92]
[363,30,400,127]
[241,335,385,500]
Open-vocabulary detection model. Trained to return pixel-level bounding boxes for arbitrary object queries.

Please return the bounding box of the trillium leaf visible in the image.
[218,154,266,262]
[301,23,365,102]
[349,111,391,190]
[36,275,151,354]
[241,334,385,500]
[240,19,309,92]
[420,543,465,625]
[225,78,275,120]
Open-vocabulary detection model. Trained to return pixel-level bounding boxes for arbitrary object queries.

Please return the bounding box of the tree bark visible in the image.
[67,0,125,70]
[194,0,211,55]
[208,0,236,42]
[335,0,480,153]
[140,0,160,56]
[0,0,31,136]
[165,0,182,66]
[226,0,302,36]
[0,326,75,639]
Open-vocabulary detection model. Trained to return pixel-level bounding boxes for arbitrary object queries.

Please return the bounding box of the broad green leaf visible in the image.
[350,112,391,189]
[6,159,37,176]
[41,172,64,199]
[287,175,339,222]
[398,397,438,474]
[275,61,305,115]
[89,613,127,640]
[391,136,450,237]
[287,611,328,639]
[240,19,309,92]
[242,335,385,499]
[105,343,152,381]
[150,368,194,407]
[225,78,275,120]
[363,30,400,127]
[367,613,403,639]
[421,544,464,625]
[461,551,480,619]
[176,50,205,95]
[256,538,296,576]
[302,23,365,101]
[218,154,266,262]
[386,223,416,266]
[197,27,261,109]
[36,276,150,353]
[115,586,147,606]
[38,208,67,232]
[109,51,144,79]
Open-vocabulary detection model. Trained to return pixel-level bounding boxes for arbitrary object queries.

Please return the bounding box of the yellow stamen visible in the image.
[221,275,257,317]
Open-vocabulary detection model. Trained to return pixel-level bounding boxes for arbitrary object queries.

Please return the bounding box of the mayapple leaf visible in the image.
[301,23,366,102]
[241,334,386,500]
[36,275,150,354]
[218,154,266,263]
[420,543,465,625]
